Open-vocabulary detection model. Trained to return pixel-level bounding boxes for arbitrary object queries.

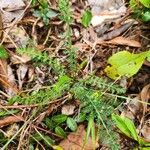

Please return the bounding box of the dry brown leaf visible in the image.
[141,119,150,141]
[61,105,76,116]
[0,11,2,40]
[140,84,150,113]
[17,64,28,89]
[0,60,18,95]
[0,0,25,27]
[59,125,99,150]
[0,115,24,128]
[106,36,141,47]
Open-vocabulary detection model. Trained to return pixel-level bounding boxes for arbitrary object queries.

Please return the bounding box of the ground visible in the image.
[0,0,150,150]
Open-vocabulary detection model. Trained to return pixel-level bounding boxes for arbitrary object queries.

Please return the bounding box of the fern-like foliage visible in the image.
[58,0,77,72]
[79,75,126,94]
[16,47,65,75]
[71,78,124,149]
[9,75,71,105]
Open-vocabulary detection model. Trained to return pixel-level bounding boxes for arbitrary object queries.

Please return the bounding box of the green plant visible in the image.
[9,75,71,105]
[32,0,58,25]
[112,114,150,149]
[81,10,92,27]
[130,0,150,22]
[71,76,125,149]
[105,50,150,79]
[17,46,65,75]
[0,46,8,59]
[58,0,78,72]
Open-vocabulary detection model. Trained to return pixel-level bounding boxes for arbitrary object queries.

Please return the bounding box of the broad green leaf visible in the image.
[46,9,58,18]
[142,11,150,22]
[45,118,57,130]
[66,117,77,131]
[75,113,86,123]
[112,114,138,141]
[81,10,92,27]
[140,0,150,8]
[0,46,8,59]
[52,114,67,124]
[105,51,149,79]
[55,126,67,138]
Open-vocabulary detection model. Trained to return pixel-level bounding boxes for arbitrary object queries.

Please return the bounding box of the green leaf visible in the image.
[105,51,149,79]
[130,0,138,10]
[142,11,150,22]
[46,9,58,18]
[66,117,77,131]
[112,114,139,141]
[55,126,67,138]
[85,115,96,149]
[45,118,56,130]
[140,0,150,8]
[52,114,67,124]
[0,46,8,59]
[81,10,92,27]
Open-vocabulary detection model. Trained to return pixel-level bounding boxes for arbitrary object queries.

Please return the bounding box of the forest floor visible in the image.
[0,0,150,150]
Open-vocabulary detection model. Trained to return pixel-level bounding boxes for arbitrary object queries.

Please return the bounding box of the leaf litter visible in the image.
[0,0,149,149]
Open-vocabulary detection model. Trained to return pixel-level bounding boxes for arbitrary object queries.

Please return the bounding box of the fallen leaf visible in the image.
[140,84,150,113]
[106,36,141,47]
[17,64,28,89]
[141,119,150,141]
[0,115,24,128]
[0,0,25,27]
[59,125,99,150]
[0,60,18,95]
[0,11,3,40]
[61,105,76,116]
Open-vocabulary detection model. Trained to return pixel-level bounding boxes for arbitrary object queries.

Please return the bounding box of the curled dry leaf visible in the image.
[140,84,150,113]
[106,36,141,47]
[59,125,99,150]
[61,104,76,116]
[0,60,18,95]
[141,119,150,141]
[0,0,25,27]
[0,115,24,128]
[17,64,28,89]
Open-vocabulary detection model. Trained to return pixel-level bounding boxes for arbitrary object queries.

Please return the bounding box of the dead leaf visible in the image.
[101,21,134,40]
[141,119,150,141]
[106,36,141,47]
[61,105,76,116]
[0,10,3,40]
[6,65,18,96]
[59,125,99,150]
[0,115,24,128]
[17,64,28,89]
[140,84,150,113]
[0,60,18,95]
[0,0,25,27]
